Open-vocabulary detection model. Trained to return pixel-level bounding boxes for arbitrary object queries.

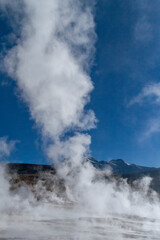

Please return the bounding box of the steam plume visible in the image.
[3,0,96,162]
[0,136,17,160]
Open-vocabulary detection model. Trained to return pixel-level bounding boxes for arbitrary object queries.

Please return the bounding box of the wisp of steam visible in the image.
[0,1,160,239]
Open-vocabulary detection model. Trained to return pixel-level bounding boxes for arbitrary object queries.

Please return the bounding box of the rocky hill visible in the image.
[5,158,160,194]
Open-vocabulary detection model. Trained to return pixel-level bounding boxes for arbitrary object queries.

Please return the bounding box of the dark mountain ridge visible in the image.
[5,158,160,194]
[86,157,158,175]
[7,162,55,175]
[6,158,159,175]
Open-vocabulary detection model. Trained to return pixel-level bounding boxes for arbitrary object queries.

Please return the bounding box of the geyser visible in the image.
[0,1,160,239]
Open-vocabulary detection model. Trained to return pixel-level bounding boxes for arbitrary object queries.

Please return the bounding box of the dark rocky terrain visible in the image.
[5,158,160,195]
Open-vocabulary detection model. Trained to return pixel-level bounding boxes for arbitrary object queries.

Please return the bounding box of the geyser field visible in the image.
[0,0,160,239]
[1,161,160,240]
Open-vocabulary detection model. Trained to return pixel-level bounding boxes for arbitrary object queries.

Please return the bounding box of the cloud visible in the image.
[129,83,160,106]
[0,136,17,159]
[142,118,160,140]
[128,82,160,139]
[128,1,160,140]
[134,15,152,42]
[0,0,97,162]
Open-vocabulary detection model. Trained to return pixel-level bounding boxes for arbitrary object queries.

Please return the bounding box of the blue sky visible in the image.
[1,0,160,166]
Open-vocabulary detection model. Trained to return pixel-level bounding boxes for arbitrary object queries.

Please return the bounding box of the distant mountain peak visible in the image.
[109,159,125,164]
[86,157,157,175]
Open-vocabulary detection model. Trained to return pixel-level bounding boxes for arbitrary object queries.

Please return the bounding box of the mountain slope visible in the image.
[5,158,160,194]
[87,157,158,175]
[7,158,159,175]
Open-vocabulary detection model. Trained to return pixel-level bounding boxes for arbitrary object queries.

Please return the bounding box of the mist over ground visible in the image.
[0,162,160,240]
